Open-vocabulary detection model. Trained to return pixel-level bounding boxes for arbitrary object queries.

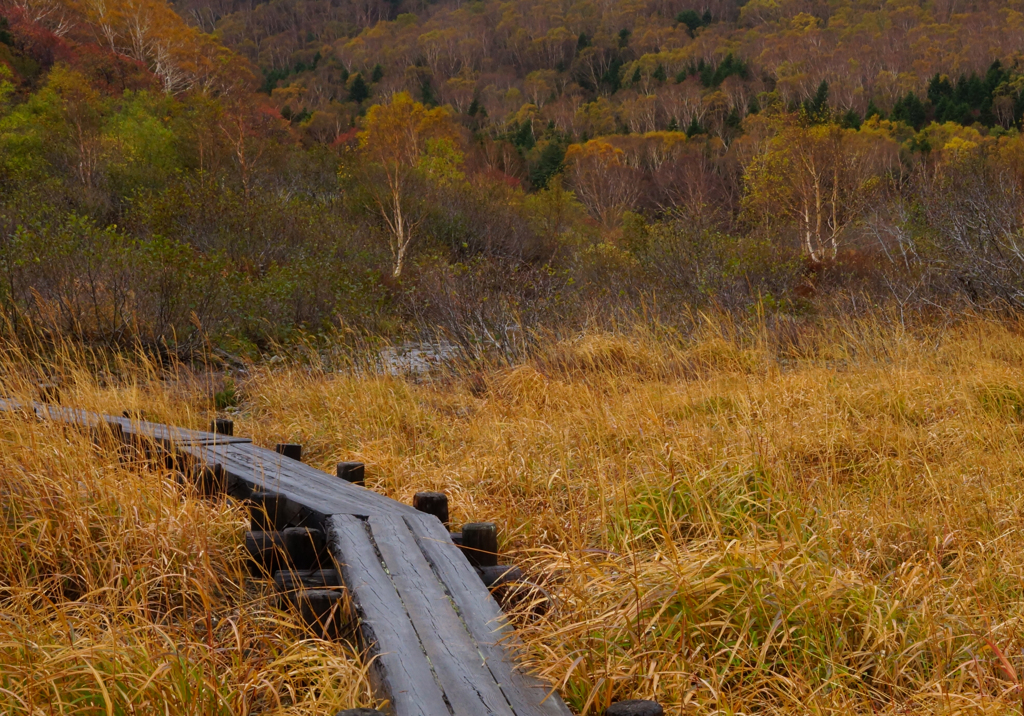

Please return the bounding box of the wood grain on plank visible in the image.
[32,404,249,446]
[407,515,573,716]
[118,418,251,446]
[183,442,420,519]
[36,405,102,427]
[368,514,516,716]
[329,513,452,716]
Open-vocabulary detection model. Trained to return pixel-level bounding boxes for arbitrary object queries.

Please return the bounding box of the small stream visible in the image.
[378,341,458,375]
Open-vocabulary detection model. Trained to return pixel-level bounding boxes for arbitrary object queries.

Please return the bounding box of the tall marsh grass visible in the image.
[6,313,1024,714]
[0,344,376,714]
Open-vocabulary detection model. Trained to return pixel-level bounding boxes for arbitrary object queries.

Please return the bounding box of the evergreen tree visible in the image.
[725,107,741,129]
[928,73,953,105]
[513,121,535,150]
[420,80,437,106]
[891,92,926,129]
[602,58,624,93]
[841,109,861,129]
[700,62,714,87]
[803,80,829,121]
[530,139,566,189]
[348,73,369,103]
[653,64,667,82]
[371,63,384,82]
[676,10,702,35]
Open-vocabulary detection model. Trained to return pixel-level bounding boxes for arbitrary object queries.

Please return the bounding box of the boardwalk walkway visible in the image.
[5,400,571,716]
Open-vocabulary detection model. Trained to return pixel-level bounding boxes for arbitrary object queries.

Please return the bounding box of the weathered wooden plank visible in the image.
[117,417,251,446]
[368,514,517,716]
[182,442,419,519]
[407,515,573,716]
[0,398,27,414]
[35,405,103,428]
[329,513,452,716]
[31,404,249,446]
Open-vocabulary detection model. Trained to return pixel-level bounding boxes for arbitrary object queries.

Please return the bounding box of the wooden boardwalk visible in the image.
[6,400,572,716]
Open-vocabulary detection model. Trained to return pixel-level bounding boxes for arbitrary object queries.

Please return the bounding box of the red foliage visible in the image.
[3,7,156,93]
[67,42,157,94]
[4,6,76,74]
[480,166,522,189]
[331,126,359,148]
[258,103,284,120]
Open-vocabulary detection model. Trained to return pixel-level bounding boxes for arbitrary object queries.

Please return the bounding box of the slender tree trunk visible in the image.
[802,196,816,261]
[814,170,823,262]
[383,171,411,278]
[830,163,840,260]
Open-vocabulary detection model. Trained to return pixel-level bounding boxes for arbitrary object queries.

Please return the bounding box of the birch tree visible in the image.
[358,92,459,277]
[743,117,895,262]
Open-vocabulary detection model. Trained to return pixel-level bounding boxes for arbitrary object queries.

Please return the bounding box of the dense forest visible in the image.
[3,0,1024,355]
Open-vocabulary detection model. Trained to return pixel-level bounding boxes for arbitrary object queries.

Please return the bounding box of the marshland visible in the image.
[6,313,1024,714]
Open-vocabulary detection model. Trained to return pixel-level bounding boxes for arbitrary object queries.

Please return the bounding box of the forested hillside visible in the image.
[196,0,1024,162]
[3,0,1024,356]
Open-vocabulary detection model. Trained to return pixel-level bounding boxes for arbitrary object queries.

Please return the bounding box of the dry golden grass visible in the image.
[0,346,377,714]
[7,313,1024,714]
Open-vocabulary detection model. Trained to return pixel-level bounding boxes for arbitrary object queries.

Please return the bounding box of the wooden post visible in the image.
[605,700,664,716]
[245,527,326,575]
[281,527,326,568]
[249,491,286,531]
[212,418,234,436]
[273,568,343,592]
[197,462,228,495]
[336,461,365,484]
[37,383,60,404]
[296,589,348,639]
[412,492,449,527]
[476,564,523,587]
[460,522,498,567]
[245,531,283,575]
[91,421,125,448]
[275,443,302,461]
